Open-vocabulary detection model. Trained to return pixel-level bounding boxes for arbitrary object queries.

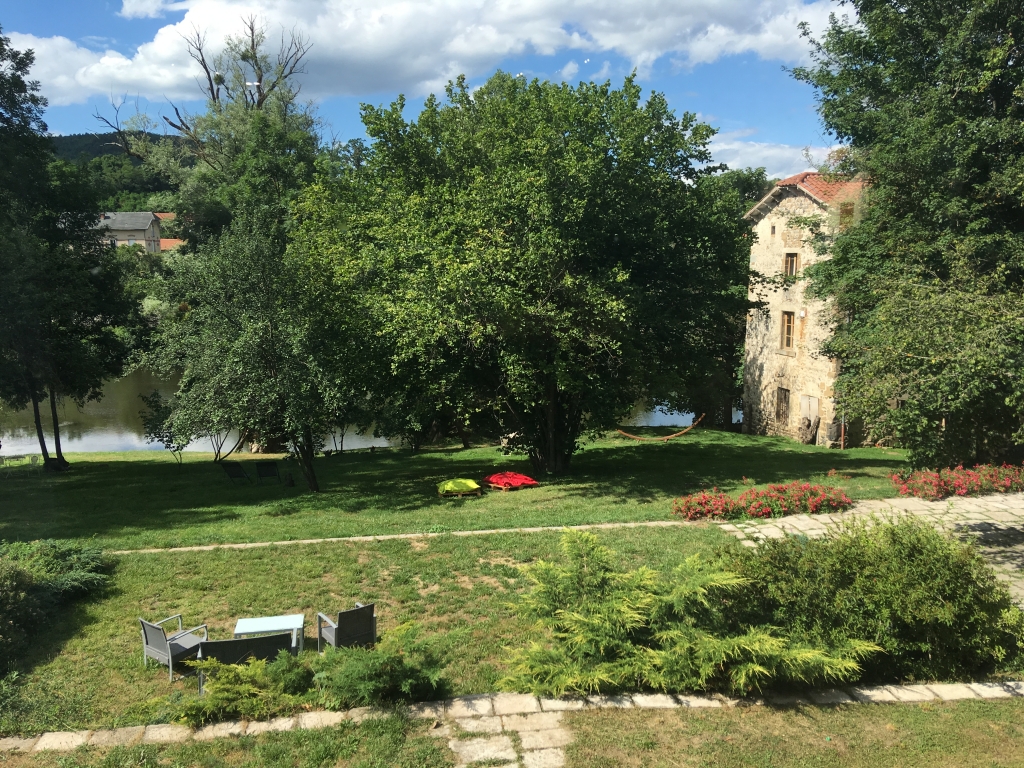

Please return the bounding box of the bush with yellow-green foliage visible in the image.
[502,531,877,697]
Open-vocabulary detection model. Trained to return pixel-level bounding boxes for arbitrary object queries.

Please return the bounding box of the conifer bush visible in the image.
[174,623,447,726]
[0,540,108,671]
[732,519,1024,682]
[502,531,876,697]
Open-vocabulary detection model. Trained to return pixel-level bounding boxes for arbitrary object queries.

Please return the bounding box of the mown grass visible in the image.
[0,430,908,550]
[0,526,731,735]
[566,699,1024,768]
[0,714,453,768]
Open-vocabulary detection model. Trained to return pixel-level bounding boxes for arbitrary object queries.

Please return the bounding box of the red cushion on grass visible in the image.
[483,472,538,488]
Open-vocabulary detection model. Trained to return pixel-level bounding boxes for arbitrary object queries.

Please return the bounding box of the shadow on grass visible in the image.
[0,430,908,544]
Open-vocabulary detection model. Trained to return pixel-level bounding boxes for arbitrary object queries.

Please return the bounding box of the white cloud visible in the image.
[119,0,190,19]
[711,133,833,179]
[11,0,841,107]
[560,60,579,81]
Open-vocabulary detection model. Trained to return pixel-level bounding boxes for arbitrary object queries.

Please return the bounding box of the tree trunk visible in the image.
[295,426,320,492]
[457,422,471,450]
[30,390,51,463]
[48,389,68,468]
[528,380,576,475]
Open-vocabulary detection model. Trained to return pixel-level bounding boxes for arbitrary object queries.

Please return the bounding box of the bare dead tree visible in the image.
[93,96,148,160]
[182,25,222,105]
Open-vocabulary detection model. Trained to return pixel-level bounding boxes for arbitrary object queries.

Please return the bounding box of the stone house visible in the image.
[99,212,162,253]
[741,172,864,446]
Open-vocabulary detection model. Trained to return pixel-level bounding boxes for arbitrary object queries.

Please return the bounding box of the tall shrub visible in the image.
[503,531,875,696]
[733,520,1023,682]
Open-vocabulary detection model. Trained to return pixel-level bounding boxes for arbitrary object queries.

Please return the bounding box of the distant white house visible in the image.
[98,212,183,253]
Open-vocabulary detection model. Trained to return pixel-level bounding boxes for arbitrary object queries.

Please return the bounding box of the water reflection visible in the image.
[0,370,391,455]
[0,371,727,455]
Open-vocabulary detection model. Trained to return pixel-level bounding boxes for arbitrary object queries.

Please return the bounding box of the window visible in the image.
[127,238,136,246]
[776,388,790,425]
[839,202,855,230]
[783,253,799,276]
[770,224,776,236]
[781,311,795,349]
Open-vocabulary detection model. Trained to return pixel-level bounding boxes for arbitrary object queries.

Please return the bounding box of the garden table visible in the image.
[233,613,305,651]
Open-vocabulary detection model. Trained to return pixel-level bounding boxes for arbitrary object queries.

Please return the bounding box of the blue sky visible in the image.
[6,0,843,177]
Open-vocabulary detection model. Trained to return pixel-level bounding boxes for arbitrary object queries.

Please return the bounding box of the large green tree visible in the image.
[138,20,351,489]
[305,73,751,474]
[0,27,140,467]
[795,0,1024,466]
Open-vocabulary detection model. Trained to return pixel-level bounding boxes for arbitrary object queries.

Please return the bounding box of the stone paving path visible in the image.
[8,685,1023,760]
[714,492,1024,604]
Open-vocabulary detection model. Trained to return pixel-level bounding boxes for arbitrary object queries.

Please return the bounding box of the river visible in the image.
[0,371,696,455]
[0,370,391,455]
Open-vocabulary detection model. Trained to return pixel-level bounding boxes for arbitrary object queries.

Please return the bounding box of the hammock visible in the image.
[616,414,705,442]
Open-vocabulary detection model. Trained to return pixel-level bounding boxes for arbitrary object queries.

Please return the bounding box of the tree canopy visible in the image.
[296,73,753,473]
[795,0,1024,466]
[0,27,142,467]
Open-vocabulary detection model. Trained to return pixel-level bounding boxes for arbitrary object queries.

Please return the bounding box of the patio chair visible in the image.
[195,633,296,693]
[254,460,281,484]
[317,603,376,652]
[220,461,251,484]
[139,615,208,682]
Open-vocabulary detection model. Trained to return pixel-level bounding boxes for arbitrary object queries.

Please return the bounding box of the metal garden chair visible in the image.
[255,460,282,484]
[220,461,251,484]
[317,603,377,652]
[139,615,208,681]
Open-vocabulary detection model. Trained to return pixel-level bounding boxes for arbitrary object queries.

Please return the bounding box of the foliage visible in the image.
[672,481,853,520]
[0,539,108,601]
[178,654,295,727]
[892,463,1024,500]
[502,531,875,696]
[0,540,108,671]
[149,204,350,489]
[739,481,853,518]
[138,390,189,463]
[733,519,1024,682]
[0,24,50,219]
[312,623,448,710]
[107,18,316,251]
[84,153,175,212]
[671,488,743,520]
[307,72,753,473]
[793,1,1024,467]
[0,28,143,467]
[0,562,39,671]
[175,624,446,726]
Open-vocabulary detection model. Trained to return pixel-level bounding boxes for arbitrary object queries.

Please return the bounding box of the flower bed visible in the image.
[892,463,1024,501]
[671,481,853,521]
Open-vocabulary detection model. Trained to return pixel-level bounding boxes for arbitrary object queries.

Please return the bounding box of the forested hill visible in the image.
[50,133,127,162]
[49,133,175,212]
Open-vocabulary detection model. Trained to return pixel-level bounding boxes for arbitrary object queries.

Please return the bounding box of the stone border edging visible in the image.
[108,521,687,555]
[107,492,1024,556]
[3,682,1022,754]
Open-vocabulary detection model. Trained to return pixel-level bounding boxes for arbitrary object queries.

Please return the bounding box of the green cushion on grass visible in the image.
[437,478,480,494]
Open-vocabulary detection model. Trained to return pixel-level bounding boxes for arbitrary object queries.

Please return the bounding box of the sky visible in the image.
[3,0,847,179]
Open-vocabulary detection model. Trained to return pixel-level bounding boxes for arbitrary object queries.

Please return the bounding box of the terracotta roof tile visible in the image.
[154,212,176,220]
[159,238,184,251]
[776,172,864,204]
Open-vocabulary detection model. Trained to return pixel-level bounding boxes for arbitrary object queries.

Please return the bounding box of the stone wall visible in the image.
[743,189,840,446]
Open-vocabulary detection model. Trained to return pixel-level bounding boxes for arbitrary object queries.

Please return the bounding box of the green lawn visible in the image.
[0,714,454,768]
[0,526,730,736]
[0,430,908,550]
[566,699,1024,767]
